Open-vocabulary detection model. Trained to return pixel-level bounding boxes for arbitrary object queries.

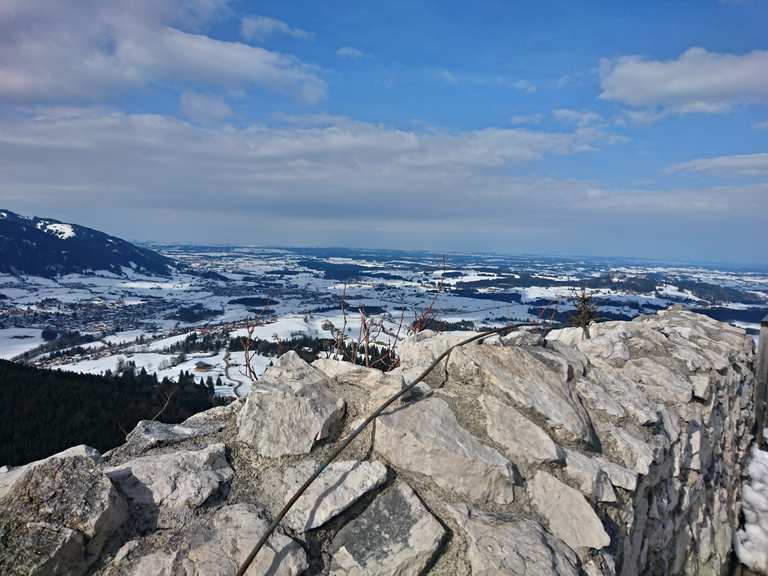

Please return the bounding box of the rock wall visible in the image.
[0,308,756,576]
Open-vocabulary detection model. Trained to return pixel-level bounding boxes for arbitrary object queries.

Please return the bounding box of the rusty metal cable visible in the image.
[235,325,516,576]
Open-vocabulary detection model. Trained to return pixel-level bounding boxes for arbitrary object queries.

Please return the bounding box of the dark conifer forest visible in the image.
[0,360,217,466]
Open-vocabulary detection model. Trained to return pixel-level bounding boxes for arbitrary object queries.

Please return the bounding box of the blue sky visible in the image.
[0,0,766,263]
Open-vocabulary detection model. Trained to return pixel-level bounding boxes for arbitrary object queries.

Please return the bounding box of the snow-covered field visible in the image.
[0,328,44,360]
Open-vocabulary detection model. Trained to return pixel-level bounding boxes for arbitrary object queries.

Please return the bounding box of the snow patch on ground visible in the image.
[103,329,154,345]
[36,221,76,240]
[736,443,768,574]
[0,328,45,360]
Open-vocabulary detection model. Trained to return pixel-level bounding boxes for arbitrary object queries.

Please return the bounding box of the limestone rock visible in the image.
[0,456,126,576]
[528,470,610,550]
[480,393,564,467]
[563,448,617,503]
[113,420,216,456]
[261,349,330,389]
[108,503,307,576]
[237,351,346,456]
[106,443,232,528]
[447,344,593,443]
[375,397,517,504]
[182,397,244,425]
[594,422,656,475]
[589,454,638,492]
[501,329,544,347]
[398,330,500,387]
[282,460,388,531]
[580,359,659,426]
[330,480,445,575]
[449,504,581,576]
[180,504,307,575]
[621,358,693,405]
[313,358,401,391]
[0,444,102,499]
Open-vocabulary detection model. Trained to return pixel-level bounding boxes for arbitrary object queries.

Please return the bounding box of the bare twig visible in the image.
[240,317,261,382]
[151,389,175,422]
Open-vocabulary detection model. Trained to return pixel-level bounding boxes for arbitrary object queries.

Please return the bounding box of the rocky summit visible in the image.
[0,308,757,576]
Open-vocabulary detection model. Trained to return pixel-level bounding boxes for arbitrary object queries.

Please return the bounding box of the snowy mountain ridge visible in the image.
[0,209,175,277]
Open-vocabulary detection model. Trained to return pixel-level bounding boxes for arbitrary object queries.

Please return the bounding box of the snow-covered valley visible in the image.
[1,246,766,397]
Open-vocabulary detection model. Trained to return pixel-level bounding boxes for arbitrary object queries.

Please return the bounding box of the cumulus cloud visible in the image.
[336,47,368,60]
[0,0,325,104]
[241,15,312,42]
[599,47,768,116]
[666,153,768,177]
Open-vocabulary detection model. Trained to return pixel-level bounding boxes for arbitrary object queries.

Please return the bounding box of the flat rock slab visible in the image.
[106,443,232,528]
[313,359,402,392]
[448,345,593,443]
[330,480,445,576]
[563,448,617,503]
[398,330,501,387]
[237,352,346,457]
[0,455,126,576]
[528,470,610,550]
[114,419,221,456]
[109,503,307,576]
[480,393,564,468]
[282,460,388,532]
[449,504,580,576]
[374,397,517,505]
[590,454,638,492]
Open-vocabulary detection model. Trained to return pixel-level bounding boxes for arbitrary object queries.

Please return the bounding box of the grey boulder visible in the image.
[237,351,346,457]
[374,397,517,505]
[330,480,445,575]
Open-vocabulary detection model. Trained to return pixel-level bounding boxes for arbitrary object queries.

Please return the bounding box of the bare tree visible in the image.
[573,286,597,339]
[240,316,262,382]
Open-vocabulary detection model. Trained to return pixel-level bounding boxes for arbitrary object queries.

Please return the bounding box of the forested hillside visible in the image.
[0,360,217,466]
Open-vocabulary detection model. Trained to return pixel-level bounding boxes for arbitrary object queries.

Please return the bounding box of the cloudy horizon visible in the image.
[1,0,766,263]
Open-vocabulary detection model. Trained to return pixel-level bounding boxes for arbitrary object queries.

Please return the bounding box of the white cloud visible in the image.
[615,109,669,125]
[755,120,768,130]
[599,47,768,115]
[2,107,762,259]
[180,91,232,123]
[666,153,768,177]
[510,114,543,125]
[0,107,621,221]
[0,0,325,104]
[241,15,312,42]
[553,108,602,127]
[336,47,368,60]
